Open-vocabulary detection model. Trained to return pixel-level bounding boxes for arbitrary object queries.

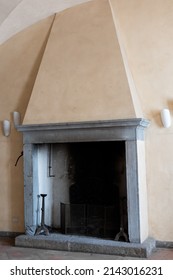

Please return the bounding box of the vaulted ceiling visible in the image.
[0,0,91,44]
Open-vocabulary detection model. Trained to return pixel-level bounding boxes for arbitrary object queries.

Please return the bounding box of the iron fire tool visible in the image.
[35,194,49,236]
[115,197,128,242]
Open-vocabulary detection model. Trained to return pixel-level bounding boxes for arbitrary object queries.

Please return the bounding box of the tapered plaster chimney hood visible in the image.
[23,0,143,125]
[16,0,151,248]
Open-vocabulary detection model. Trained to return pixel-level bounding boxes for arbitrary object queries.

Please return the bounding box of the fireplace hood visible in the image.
[23,0,143,126]
[16,0,151,247]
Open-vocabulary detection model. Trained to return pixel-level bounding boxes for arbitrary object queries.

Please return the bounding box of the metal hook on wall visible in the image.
[15,151,23,166]
[48,144,55,177]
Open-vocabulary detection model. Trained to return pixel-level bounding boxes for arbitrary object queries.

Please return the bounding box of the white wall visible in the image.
[36,144,70,228]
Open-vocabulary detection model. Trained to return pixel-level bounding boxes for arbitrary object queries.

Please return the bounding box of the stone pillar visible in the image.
[126,139,148,243]
[23,143,38,234]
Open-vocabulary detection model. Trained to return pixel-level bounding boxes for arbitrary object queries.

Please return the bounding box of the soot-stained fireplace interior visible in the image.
[18,118,150,243]
[61,141,127,240]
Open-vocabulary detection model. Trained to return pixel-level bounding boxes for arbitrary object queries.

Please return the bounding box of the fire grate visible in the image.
[60,203,119,239]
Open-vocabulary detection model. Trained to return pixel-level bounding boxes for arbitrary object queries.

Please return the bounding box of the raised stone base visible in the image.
[15,233,155,258]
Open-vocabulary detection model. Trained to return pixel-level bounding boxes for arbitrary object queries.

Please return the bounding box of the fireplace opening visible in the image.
[61,141,128,240]
[20,119,150,244]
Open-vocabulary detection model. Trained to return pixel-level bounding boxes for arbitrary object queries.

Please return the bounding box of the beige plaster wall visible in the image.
[0,16,54,232]
[23,0,136,124]
[110,0,173,241]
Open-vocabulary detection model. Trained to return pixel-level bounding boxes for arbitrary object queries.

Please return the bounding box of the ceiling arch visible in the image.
[0,0,91,44]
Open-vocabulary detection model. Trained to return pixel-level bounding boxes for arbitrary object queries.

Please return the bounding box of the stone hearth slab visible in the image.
[15,234,155,258]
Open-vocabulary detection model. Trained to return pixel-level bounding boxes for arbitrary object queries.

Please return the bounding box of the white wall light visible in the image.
[13,111,21,127]
[161,108,171,128]
[2,120,11,136]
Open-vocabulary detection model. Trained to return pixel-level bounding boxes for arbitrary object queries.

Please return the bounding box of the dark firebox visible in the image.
[61,141,128,240]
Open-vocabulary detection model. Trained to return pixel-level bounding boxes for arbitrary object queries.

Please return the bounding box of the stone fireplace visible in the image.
[17,118,150,244]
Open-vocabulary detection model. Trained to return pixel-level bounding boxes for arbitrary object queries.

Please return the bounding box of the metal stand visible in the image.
[115,197,128,242]
[35,194,49,236]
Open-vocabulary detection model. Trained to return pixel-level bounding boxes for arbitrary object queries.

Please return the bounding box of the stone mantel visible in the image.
[17,118,150,144]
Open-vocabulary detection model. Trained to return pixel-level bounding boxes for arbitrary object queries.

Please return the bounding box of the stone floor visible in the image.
[0,237,173,259]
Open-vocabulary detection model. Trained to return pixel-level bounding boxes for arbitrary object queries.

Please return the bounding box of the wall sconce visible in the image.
[2,120,11,136]
[161,108,171,128]
[13,111,21,127]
